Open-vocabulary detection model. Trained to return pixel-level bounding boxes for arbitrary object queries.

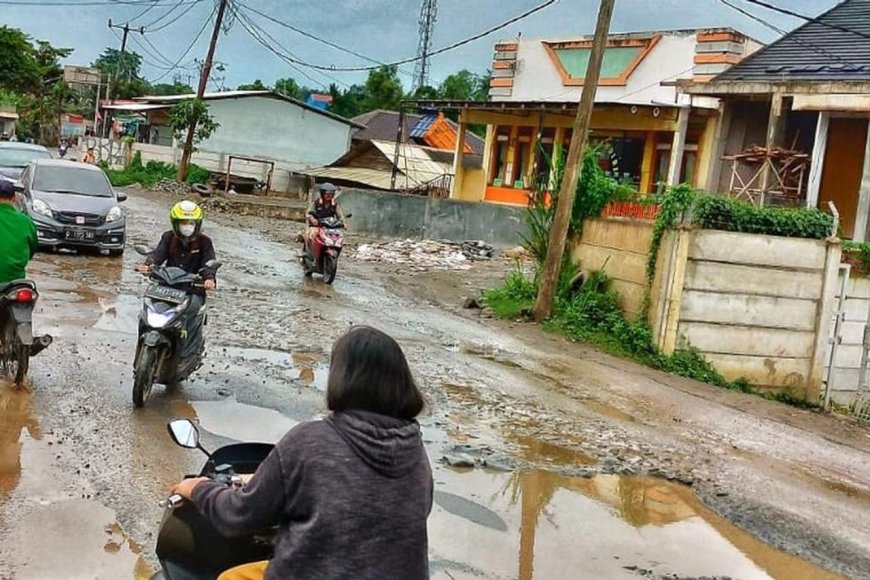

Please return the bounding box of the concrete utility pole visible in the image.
[178,0,229,181]
[533,0,615,322]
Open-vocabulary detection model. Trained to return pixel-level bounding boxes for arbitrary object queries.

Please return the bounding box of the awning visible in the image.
[792,94,870,113]
[102,103,172,112]
[0,111,19,120]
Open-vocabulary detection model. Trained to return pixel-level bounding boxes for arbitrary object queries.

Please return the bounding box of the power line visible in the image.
[129,0,160,21]
[0,0,198,5]
[148,1,216,83]
[238,0,557,73]
[145,0,202,32]
[739,0,870,42]
[718,0,856,66]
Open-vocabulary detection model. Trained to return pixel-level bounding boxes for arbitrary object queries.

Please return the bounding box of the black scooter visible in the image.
[132,246,221,407]
[0,280,52,386]
[150,419,276,580]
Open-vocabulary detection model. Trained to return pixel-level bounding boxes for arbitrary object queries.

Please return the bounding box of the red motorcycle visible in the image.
[301,214,351,284]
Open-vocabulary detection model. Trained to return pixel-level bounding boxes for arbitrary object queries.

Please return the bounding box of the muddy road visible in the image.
[1,189,868,579]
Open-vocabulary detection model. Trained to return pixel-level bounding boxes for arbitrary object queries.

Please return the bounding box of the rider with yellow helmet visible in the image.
[137,201,217,358]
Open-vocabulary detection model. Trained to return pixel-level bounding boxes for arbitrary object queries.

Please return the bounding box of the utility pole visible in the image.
[178,0,229,181]
[106,20,144,138]
[533,0,615,322]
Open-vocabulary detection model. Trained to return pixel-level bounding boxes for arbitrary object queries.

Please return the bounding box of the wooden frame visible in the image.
[543,36,661,87]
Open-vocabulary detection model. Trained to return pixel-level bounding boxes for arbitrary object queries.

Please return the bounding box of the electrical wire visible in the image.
[0,0,198,5]
[147,1,215,83]
[145,0,202,33]
[235,0,557,73]
[129,0,161,21]
[738,0,870,42]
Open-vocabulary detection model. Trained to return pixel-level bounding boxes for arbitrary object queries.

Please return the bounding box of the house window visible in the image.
[654,134,700,189]
[590,133,645,190]
[535,128,557,190]
[544,37,661,87]
[490,126,511,186]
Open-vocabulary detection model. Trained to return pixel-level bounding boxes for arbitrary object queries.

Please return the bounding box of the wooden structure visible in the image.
[724,145,810,206]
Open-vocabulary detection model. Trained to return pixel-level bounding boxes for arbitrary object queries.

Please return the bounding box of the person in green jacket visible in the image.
[0,180,38,284]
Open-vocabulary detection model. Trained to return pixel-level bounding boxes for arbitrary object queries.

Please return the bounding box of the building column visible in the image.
[504,125,519,186]
[640,131,656,194]
[666,108,690,186]
[704,100,734,193]
[806,112,830,210]
[760,92,789,200]
[450,110,469,200]
[853,120,870,242]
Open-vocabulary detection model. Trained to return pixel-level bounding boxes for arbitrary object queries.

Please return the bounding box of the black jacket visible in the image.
[146,231,216,294]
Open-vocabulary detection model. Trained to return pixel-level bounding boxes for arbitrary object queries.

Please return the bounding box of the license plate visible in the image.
[64,228,95,241]
[145,284,188,304]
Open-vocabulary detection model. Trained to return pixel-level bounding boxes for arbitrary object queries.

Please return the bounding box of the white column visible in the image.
[806,112,830,210]
[667,108,690,186]
[853,119,870,242]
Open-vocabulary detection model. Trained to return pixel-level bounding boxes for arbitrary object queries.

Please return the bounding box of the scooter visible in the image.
[132,246,221,408]
[150,419,276,580]
[301,214,351,285]
[0,280,53,386]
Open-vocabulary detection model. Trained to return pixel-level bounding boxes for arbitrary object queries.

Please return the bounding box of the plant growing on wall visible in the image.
[168,99,219,151]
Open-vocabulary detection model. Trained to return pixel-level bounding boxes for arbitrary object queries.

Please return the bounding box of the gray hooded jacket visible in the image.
[193,410,433,579]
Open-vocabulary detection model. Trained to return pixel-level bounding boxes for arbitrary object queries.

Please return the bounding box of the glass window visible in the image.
[513,127,533,188]
[535,128,557,190]
[555,46,643,80]
[34,166,114,197]
[490,126,511,186]
[0,146,51,168]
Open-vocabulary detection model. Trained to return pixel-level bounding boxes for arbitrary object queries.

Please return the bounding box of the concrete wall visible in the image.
[571,218,653,318]
[337,189,528,247]
[671,230,839,397]
[825,274,870,407]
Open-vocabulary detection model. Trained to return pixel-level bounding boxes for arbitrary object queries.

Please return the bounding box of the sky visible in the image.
[0,0,842,91]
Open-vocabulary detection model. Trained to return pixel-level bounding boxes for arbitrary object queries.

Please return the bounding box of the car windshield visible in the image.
[0,147,51,167]
[34,166,114,197]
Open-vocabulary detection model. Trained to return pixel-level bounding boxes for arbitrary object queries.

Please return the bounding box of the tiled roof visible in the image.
[716,0,870,83]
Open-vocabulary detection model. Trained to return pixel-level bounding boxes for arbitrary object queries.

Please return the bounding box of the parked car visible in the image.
[0,142,51,182]
[15,159,127,256]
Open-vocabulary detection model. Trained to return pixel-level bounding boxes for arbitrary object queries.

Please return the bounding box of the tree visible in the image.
[410,85,439,101]
[149,82,194,96]
[168,99,219,151]
[0,26,42,94]
[93,48,143,83]
[274,77,309,101]
[330,83,365,119]
[361,66,403,113]
[237,79,268,91]
[438,69,489,101]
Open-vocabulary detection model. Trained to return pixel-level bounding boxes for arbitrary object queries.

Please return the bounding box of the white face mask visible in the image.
[179,224,196,238]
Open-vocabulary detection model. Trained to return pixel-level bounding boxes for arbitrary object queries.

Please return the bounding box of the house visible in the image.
[304,139,480,196]
[102,90,361,169]
[0,105,18,138]
[683,0,870,240]
[306,93,333,111]
[351,109,485,155]
[417,28,761,205]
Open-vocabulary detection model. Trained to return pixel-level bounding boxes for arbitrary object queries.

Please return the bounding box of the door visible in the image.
[818,117,869,239]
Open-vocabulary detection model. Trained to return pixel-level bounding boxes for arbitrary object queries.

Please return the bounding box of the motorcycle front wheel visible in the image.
[133,346,157,408]
[323,253,338,285]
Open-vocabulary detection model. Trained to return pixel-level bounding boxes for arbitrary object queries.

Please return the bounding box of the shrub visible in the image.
[692,195,833,240]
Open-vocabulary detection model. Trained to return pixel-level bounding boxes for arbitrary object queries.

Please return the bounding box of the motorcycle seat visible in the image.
[0,279,36,294]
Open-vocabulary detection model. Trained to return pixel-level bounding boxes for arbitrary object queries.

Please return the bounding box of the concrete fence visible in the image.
[80,138,312,198]
[571,218,841,400]
[825,274,870,406]
[337,189,529,248]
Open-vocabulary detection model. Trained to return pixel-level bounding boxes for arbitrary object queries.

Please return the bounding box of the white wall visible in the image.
[196,96,352,168]
[826,274,870,407]
[510,34,700,107]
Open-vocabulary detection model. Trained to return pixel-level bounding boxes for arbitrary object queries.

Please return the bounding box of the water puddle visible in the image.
[219,347,329,390]
[510,433,597,467]
[191,398,299,443]
[430,467,842,580]
[0,383,40,502]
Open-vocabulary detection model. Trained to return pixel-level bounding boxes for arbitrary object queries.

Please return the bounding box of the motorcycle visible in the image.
[58,144,68,158]
[132,246,221,408]
[151,418,275,580]
[0,280,52,386]
[301,214,351,285]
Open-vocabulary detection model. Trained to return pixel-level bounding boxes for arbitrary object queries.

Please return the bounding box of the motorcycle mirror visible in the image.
[167,419,201,450]
[134,244,153,256]
[204,260,222,270]
[344,213,353,219]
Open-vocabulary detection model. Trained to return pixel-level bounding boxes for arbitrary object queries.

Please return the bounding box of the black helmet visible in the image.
[318,182,337,195]
[0,179,15,198]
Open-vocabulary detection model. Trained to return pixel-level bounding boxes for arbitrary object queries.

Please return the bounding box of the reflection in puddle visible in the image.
[430,468,841,580]
[0,383,40,501]
[191,398,299,443]
[510,434,597,467]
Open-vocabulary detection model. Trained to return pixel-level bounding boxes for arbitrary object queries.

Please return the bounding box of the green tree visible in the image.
[168,99,219,146]
[93,48,142,83]
[0,26,42,94]
[360,65,404,113]
[329,83,365,119]
[410,85,439,100]
[274,77,310,101]
[149,82,194,96]
[438,69,489,101]
[237,79,268,91]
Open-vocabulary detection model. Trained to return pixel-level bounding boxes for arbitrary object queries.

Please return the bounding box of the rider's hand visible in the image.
[136,263,151,274]
[203,279,216,291]
[172,476,210,500]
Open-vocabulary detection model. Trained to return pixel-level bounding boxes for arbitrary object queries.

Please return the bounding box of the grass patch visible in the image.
[102,151,210,188]
[483,267,536,319]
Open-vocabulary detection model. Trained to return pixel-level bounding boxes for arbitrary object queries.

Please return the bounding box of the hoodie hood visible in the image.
[326,410,425,478]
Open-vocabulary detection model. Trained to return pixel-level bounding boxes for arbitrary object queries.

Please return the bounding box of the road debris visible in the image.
[353,239,495,271]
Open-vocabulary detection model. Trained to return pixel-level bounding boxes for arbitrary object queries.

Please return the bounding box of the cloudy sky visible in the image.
[0,0,840,90]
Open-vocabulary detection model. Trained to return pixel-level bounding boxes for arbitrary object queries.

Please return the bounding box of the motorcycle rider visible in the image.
[302,182,345,248]
[136,201,217,360]
[0,179,38,285]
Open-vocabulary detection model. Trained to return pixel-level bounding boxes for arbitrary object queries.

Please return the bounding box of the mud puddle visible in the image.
[218,347,329,390]
[191,398,301,443]
[430,466,842,580]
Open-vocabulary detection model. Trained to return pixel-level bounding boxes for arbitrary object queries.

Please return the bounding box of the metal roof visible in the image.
[304,166,396,191]
[102,103,171,112]
[715,0,870,83]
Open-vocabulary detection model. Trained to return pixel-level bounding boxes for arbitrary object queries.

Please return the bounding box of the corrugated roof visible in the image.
[370,140,453,187]
[409,114,437,138]
[716,0,870,83]
[304,166,396,190]
[351,110,485,155]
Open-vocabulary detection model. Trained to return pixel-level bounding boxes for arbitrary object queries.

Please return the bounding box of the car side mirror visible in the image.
[12,181,23,193]
[117,191,128,203]
[168,419,200,449]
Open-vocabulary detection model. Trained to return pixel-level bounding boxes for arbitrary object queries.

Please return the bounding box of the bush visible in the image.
[482,267,536,319]
[692,195,834,240]
[104,151,211,188]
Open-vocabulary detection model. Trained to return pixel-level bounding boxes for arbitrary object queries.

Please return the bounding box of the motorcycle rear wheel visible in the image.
[323,253,338,285]
[133,346,157,408]
[1,321,29,387]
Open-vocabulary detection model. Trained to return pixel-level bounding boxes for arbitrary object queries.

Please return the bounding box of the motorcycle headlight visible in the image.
[145,298,189,328]
[106,206,123,222]
[32,199,53,219]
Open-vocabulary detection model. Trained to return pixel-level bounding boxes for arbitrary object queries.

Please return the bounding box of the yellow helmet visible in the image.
[169,200,204,236]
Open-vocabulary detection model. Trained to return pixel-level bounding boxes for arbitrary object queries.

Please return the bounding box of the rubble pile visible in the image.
[354,239,495,271]
[153,178,192,196]
[200,197,234,213]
